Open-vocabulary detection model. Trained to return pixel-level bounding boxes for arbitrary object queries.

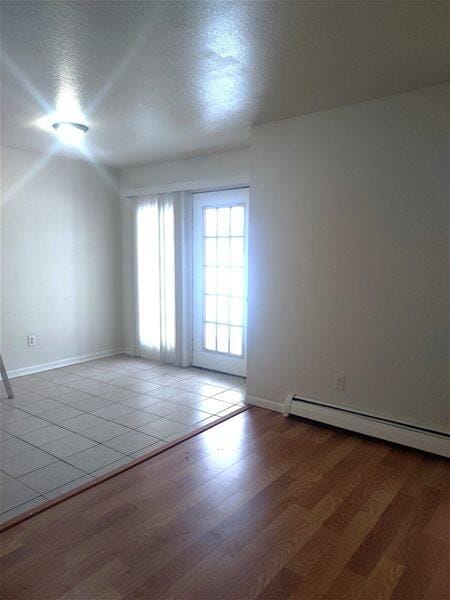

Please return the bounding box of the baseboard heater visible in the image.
[284,394,450,458]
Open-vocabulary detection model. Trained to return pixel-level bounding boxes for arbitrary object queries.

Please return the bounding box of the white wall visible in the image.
[120,148,250,352]
[248,84,449,433]
[120,148,250,191]
[1,146,123,373]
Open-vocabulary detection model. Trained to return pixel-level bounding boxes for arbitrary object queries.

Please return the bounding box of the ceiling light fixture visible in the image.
[52,121,88,145]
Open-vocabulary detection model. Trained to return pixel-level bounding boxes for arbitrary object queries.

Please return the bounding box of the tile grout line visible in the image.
[1,398,242,484]
[3,368,242,422]
[1,388,243,446]
[0,404,250,531]
[2,358,246,514]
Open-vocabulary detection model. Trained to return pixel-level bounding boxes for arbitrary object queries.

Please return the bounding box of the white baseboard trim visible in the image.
[122,347,136,356]
[246,394,449,458]
[245,395,285,413]
[7,349,125,379]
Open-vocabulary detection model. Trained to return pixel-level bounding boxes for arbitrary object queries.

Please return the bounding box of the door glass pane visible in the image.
[230,326,243,355]
[205,208,217,237]
[229,297,243,326]
[205,238,217,266]
[230,237,244,266]
[205,267,217,294]
[205,295,217,322]
[231,206,244,236]
[229,267,244,297]
[204,322,216,351]
[217,324,229,353]
[217,267,229,295]
[217,207,230,236]
[216,296,229,323]
[217,238,230,266]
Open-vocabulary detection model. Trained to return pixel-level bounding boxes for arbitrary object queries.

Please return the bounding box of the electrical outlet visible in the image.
[334,373,345,391]
[27,335,36,347]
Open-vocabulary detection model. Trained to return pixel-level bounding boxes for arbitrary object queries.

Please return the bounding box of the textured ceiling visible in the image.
[1,1,449,167]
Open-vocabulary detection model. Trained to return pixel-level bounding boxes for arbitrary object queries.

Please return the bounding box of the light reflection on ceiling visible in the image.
[1,1,449,167]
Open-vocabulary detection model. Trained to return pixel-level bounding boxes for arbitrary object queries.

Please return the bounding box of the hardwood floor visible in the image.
[0,407,448,599]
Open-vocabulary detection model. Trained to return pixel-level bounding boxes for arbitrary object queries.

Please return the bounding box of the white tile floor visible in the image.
[0,355,246,523]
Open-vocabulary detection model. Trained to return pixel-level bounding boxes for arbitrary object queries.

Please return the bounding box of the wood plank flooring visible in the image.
[0,407,448,599]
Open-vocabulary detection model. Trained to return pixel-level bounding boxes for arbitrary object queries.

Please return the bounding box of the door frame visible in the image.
[192,188,249,376]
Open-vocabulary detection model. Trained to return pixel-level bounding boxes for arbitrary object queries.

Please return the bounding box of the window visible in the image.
[202,205,245,356]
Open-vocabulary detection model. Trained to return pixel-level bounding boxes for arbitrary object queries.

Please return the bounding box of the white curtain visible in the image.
[134,193,176,363]
[132,191,192,366]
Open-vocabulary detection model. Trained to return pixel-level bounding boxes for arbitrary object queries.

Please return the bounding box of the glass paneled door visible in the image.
[192,188,248,376]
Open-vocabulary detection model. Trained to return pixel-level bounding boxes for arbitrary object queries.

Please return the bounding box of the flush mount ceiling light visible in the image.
[52,121,88,145]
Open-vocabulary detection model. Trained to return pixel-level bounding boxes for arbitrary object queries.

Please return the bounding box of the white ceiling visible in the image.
[1,1,449,168]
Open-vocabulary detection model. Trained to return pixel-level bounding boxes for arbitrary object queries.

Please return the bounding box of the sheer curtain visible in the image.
[134,193,176,363]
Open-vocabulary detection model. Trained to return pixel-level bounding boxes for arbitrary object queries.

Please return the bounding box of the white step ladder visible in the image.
[0,354,14,399]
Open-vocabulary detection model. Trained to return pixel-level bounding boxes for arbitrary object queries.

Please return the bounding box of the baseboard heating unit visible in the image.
[284,394,450,458]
